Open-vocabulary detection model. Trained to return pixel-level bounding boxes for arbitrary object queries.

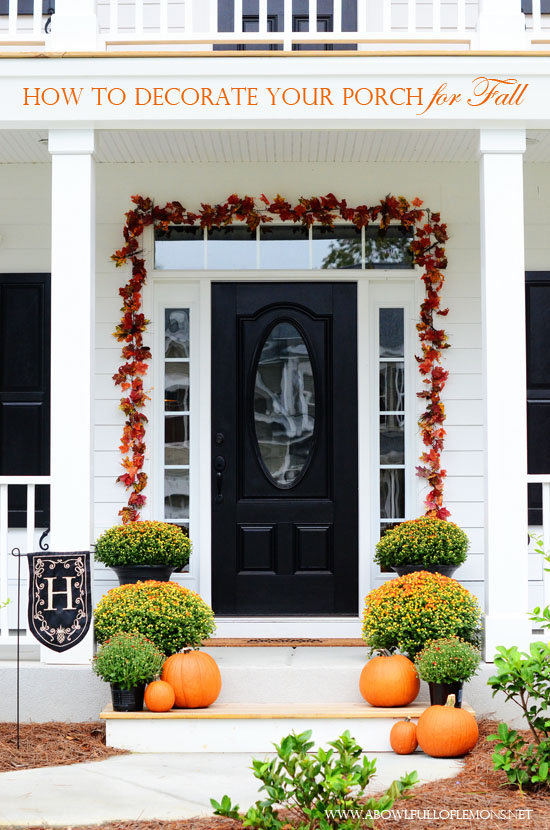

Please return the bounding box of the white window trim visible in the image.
[145,217,421,631]
[369,280,420,592]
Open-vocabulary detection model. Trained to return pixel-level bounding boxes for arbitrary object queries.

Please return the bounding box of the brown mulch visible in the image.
[10,720,550,829]
[0,721,126,772]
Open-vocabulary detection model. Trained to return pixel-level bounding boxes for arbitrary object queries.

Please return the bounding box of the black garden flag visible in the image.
[27,552,92,652]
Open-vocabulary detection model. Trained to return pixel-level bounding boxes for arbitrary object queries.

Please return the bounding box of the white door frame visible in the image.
[149,255,419,638]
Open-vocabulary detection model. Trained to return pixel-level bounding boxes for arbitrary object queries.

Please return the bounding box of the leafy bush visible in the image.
[375,517,468,570]
[415,637,480,683]
[92,632,165,689]
[94,520,191,569]
[487,643,550,790]
[211,729,418,830]
[94,580,216,655]
[362,571,482,659]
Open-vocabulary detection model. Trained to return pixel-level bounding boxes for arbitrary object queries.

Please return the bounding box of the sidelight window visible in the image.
[164,308,190,530]
[378,308,406,541]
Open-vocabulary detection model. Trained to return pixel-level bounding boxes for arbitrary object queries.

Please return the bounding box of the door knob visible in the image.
[214,455,226,472]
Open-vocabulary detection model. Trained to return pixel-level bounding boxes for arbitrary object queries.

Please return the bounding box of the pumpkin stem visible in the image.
[445,694,456,707]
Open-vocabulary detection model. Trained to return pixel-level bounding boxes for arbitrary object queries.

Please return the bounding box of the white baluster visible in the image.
[33,0,42,37]
[0,484,9,639]
[234,0,242,33]
[8,0,17,37]
[407,0,416,34]
[184,0,192,34]
[382,0,391,34]
[532,0,542,36]
[309,0,316,32]
[159,0,169,36]
[432,0,441,34]
[456,0,466,33]
[357,0,367,35]
[135,0,144,36]
[209,0,218,33]
[333,0,342,35]
[26,485,35,558]
[283,0,293,49]
[109,0,119,38]
[259,0,268,33]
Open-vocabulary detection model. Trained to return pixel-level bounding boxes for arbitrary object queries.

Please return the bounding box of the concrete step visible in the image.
[203,646,416,704]
[101,700,475,754]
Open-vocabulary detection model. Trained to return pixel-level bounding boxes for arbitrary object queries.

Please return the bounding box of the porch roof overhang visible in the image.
[1,53,550,131]
[3,126,550,164]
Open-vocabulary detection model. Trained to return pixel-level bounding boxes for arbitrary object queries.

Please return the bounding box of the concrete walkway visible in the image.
[0,752,463,826]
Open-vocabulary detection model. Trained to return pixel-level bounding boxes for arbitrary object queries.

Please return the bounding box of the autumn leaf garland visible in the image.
[112,192,450,523]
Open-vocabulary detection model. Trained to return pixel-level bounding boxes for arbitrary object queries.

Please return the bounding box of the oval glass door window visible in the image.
[253,321,316,488]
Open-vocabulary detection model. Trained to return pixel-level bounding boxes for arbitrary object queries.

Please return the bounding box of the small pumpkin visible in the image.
[390,718,418,754]
[162,649,222,709]
[416,695,478,757]
[359,654,420,707]
[144,680,176,713]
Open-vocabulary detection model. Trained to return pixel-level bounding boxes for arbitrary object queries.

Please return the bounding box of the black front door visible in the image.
[211,282,358,616]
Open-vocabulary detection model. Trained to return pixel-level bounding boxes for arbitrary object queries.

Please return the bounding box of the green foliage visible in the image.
[374,516,469,570]
[94,580,216,655]
[94,520,191,569]
[530,534,550,630]
[92,632,165,689]
[487,642,550,790]
[415,637,480,684]
[362,571,482,659]
[210,729,418,830]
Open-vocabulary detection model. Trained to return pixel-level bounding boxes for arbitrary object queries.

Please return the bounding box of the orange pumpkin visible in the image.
[161,650,222,708]
[416,695,479,757]
[359,654,420,707]
[144,680,176,712]
[390,718,418,754]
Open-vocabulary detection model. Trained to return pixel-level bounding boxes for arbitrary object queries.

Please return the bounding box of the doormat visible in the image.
[202,637,365,647]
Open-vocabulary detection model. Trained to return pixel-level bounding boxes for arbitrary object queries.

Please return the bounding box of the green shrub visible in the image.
[375,516,468,570]
[487,643,550,790]
[92,632,165,689]
[94,521,191,569]
[415,637,480,683]
[94,580,216,655]
[211,729,418,830]
[362,571,482,659]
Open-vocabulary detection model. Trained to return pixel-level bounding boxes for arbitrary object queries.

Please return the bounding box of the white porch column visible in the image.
[476,0,526,49]
[47,130,95,665]
[480,129,531,660]
[47,0,98,51]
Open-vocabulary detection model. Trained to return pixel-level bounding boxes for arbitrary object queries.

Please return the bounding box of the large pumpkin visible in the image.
[162,650,222,708]
[416,696,479,757]
[359,654,420,707]
[144,680,176,713]
[390,718,418,755]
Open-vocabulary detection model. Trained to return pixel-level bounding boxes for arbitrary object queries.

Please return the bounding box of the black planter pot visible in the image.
[391,563,458,578]
[428,681,463,708]
[112,564,175,585]
[110,683,145,712]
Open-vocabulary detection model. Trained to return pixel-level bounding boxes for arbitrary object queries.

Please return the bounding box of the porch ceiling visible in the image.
[2,128,550,164]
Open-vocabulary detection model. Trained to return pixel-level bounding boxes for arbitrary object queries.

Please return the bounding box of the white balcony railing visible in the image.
[0,0,489,53]
[0,477,51,647]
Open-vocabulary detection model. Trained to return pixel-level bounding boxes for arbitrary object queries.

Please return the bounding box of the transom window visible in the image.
[154,224,413,271]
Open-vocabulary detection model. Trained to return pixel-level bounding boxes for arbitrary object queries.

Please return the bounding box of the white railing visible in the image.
[0,1,484,51]
[528,474,550,630]
[96,0,477,50]
[0,476,51,646]
[0,0,49,46]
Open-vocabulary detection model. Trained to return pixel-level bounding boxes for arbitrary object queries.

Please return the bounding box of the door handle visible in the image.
[214,455,226,503]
